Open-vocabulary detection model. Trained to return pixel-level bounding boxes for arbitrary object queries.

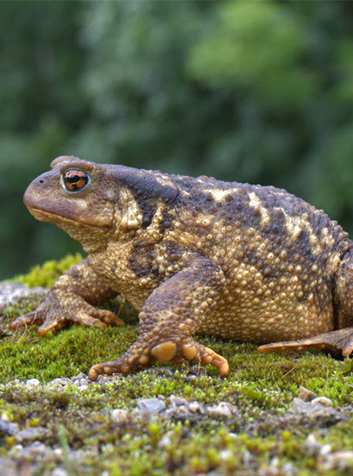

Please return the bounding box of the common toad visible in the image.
[12,156,353,379]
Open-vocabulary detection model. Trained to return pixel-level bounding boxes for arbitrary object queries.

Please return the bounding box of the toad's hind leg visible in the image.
[257,327,353,357]
[259,248,353,358]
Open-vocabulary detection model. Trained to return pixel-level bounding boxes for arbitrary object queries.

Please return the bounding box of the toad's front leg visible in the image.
[89,255,229,380]
[11,259,124,335]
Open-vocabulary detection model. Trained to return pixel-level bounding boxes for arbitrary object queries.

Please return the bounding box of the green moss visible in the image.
[13,253,84,288]
[1,320,353,409]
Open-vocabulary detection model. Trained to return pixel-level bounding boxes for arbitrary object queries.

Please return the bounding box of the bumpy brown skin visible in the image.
[12,155,353,380]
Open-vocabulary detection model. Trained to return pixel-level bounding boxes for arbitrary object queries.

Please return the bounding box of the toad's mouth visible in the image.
[26,205,111,229]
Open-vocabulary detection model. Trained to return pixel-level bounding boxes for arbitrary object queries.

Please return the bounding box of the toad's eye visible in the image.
[62,169,90,192]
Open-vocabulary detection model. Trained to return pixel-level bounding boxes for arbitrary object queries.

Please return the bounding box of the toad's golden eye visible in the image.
[62,169,90,192]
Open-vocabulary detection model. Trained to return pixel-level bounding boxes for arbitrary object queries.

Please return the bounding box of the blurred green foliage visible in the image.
[2,1,353,279]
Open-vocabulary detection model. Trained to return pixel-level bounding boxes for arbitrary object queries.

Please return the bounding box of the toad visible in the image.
[12,156,353,379]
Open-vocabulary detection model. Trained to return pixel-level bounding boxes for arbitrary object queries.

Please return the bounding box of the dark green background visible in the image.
[2,1,353,279]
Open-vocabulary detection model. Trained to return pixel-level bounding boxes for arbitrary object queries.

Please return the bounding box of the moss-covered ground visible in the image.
[1,255,353,475]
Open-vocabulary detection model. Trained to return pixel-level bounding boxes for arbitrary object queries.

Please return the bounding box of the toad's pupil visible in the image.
[67,174,81,183]
[63,169,89,191]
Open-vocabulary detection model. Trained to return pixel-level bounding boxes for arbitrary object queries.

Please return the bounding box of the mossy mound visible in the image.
[1,255,353,475]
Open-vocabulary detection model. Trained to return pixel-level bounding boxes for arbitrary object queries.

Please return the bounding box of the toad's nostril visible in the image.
[39,179,44,184]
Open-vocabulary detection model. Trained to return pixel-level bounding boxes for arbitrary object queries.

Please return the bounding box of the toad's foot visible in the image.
[88,338,229,380]
[11,296,124,336]
[11,260,124,335]
[257,327,353,357]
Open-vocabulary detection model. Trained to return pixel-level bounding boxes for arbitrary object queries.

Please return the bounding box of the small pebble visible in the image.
[25,379,40,387]
[220,449,233,460]
[48,378,71,388]
[305,433,321,456]
[112,409,128,422]
[51,468,68,476]
[207,402,233,418]
[319,444,332,456]
[1,412,10,422]
[322,451,353,470]
[137,398,165,414]
[169,395,187,406]
[291,397,339,421]
[298,386,317,402]
[0,420,18,436]
[311,397,333,407]
[15,428,47,443]
[188,402,201,413]
[158,434,172,449]
[242,449,252,466]
[269,456,279,469]
[72,372,87,380]
[282,462,296,476]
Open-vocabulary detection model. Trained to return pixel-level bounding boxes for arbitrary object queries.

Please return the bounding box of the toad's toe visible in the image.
[151,342,177,362]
